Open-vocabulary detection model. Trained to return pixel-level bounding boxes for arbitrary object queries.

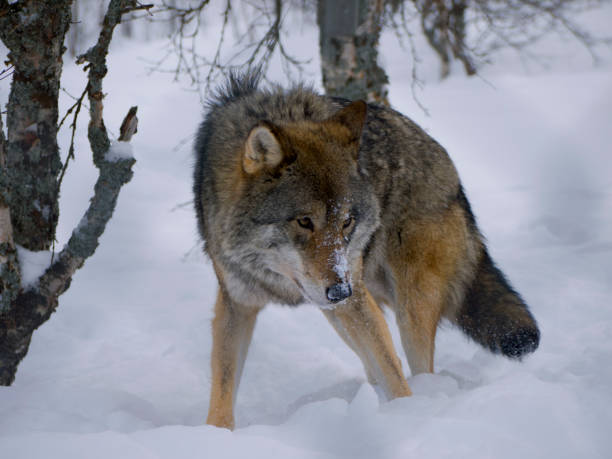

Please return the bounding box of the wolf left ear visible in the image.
[327,100,367,149]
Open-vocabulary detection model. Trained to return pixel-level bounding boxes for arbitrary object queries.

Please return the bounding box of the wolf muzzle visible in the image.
[326,283,353,303]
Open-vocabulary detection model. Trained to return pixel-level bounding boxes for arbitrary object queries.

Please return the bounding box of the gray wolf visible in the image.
[193,72,540,429]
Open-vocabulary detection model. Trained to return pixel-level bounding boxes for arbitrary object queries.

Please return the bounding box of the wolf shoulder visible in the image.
[357,102,460,215]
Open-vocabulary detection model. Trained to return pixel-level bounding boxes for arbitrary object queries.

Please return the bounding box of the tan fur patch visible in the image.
[387,203,472,374]
[207,287,260,430]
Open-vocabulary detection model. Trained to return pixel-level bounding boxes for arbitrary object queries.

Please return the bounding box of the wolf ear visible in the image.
[243,123,284,174]
[327,100,367,147]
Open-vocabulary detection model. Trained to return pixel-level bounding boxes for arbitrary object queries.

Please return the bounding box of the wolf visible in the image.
[193,72,540,429]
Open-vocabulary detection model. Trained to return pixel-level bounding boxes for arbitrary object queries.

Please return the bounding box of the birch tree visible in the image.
[0,0,146,385]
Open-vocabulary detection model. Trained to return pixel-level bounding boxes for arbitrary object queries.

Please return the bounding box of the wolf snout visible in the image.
[326,283,353,303]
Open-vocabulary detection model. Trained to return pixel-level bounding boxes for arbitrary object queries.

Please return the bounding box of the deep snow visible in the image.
[1,4,612,458]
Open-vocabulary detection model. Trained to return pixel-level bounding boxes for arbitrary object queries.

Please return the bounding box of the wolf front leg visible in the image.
[207,288,260,430]
[322,285,412,400]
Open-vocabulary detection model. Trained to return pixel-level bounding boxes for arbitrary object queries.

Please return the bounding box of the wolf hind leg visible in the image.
[207,288,260,430]
[389,202,475,376]
[393,285,442,375]
[322,285,412,401]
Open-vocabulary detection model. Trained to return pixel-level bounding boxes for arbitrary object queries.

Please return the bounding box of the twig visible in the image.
[0,65,13,81]
[58,84,88,130]
[171,200,193,212]
[121,2,154,15]
[57,84,88,203]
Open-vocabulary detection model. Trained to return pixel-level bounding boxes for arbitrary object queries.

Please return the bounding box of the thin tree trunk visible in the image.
[448,0,476,76]
[416,0,476,79]
[317,0,389,105]
[69,0,80,57]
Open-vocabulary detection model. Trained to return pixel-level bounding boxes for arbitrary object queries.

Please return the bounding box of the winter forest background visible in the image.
[1,1,611,458]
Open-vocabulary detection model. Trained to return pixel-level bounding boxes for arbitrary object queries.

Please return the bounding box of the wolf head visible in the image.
[220,101,380,307]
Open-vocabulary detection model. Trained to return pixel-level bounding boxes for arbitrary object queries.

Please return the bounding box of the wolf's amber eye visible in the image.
[297,216,314,231]
[343,216,353,229]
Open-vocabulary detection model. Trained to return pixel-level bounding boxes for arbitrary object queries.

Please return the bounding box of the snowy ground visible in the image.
[1,6,612,459]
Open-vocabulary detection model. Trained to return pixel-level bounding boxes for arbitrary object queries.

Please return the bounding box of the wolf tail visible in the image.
[454,248,540,358]
[452,187,540,358]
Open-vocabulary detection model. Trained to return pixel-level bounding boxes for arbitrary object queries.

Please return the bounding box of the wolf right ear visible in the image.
[327,100,367,146]
[243,123,284,174]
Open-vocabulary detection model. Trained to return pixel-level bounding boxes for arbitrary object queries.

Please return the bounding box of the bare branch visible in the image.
[386,0,611,80]
[118,106,139,141]
[145,0,308,101]
[121,2,154,15]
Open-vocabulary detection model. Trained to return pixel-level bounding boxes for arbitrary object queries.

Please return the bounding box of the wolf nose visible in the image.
[326,283,353,303]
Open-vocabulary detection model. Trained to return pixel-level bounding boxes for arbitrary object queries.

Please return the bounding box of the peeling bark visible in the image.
[317,0,389,105]
[0,0,140,385]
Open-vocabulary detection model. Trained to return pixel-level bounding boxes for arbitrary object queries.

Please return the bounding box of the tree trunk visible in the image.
[317,0,389,105]
[1,0,73,251]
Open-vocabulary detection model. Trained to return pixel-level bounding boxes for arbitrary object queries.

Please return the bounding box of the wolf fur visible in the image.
[193,72,540,429]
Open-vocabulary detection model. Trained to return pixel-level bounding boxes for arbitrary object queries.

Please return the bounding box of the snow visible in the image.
[332,248,349,281]
[15,245,52,289]
[105,140,135,162]
[1,6,612,459]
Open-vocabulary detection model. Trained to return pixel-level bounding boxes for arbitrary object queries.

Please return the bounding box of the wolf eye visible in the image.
[296,216,314,231]
[342,216,355,243]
